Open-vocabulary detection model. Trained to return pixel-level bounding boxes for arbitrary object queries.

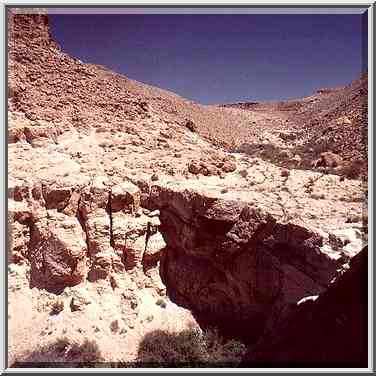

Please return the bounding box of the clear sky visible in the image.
[49,13,367,105]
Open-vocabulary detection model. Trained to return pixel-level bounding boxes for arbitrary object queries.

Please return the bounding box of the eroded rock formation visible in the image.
[9,177,166,295]
[148,184,353,342]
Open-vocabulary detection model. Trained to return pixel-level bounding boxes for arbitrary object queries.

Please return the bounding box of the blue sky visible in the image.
[49,13,367,104]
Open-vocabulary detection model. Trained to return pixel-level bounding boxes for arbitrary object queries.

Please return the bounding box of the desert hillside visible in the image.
[222,73,367,169]
[8,12,368,368]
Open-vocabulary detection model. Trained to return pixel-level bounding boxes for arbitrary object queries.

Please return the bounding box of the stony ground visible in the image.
[8,104,367,366]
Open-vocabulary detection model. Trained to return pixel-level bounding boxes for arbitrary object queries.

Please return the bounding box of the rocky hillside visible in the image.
[8,12,267,149]
[8,11,368,368]
[222,74,368,171]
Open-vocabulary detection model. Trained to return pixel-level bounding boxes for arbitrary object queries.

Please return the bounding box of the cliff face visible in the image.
[149,185,353,343]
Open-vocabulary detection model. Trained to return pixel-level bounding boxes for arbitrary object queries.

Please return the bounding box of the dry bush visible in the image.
[136,327,246,367]
[155,298,167,308]
[11,338,104,368]
[341,160,363,179]
[185,119,197,132]
[50,300,64,316]
[303,139,336,157]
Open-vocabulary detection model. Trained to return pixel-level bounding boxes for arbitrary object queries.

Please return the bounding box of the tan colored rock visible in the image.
[8,181,31,202]
[336,116,352,125]
[148,209,160,218]
[89,251,112,280]
[79,176,110,218]
[112,212,148,270]
[61,189,81,216]
[222,161,237,173]
[9,220,29,264]
[151,185,346,339]
[188,160,201,175]
[144,232,166,261]
[7,13,368,366]
[148,216,161,233]
[42,183,73,210]
[8,199,32,225]
[8,125,26,143]
[29,210,87,289]
[85,210,111,255]
[23,121,59,146]
[124,235,147,270]
[111,182,140,213]
[70,287,92,311]
[288,154,302,168]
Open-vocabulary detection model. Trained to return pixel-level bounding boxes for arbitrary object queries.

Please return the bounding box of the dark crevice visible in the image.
[144,221,152,254]
[107,190,114,248]
[76,192,90,259]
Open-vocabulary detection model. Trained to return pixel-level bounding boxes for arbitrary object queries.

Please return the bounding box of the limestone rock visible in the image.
[111,182,141,213]
[144,232,166,261]
[112,212,148,270]
[79,176,110,218]
[42,183,73,211]
[188,160,201,175]
[23,121,59,146]
[222,161,237,173]
[9,220,30,264]
[152,186,344,340]
[29,210,87,289]
[70,287,92,312]
[90,251,113,280]
[84,210,111,256]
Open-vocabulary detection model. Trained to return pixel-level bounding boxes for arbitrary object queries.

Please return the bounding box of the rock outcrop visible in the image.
[8,177,167,294]
[149,184,352,342]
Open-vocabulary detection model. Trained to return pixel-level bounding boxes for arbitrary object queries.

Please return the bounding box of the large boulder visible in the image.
[28,210,87,290]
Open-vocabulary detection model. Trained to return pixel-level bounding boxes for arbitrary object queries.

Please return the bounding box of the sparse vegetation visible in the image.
[110,320,119,333]
[50,300,64,316]
[341,160,363,179]
[310,193,325,200]
[12,338,104,368]
[145,314,154,323]
[156,298,167,309]
[8,12,368,370]
[136,327,246,367]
